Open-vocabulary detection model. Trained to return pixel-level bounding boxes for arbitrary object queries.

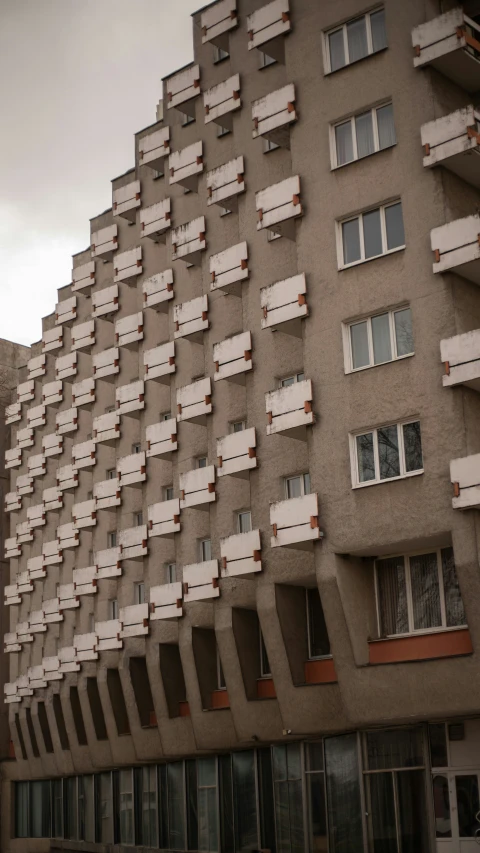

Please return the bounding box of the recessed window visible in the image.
[285,473,311,499]
[134,511,143,526]
[220,206,232,216]
[237,511,252,534]
[259,50,277,68]
[332,102,396,168]
[152,168,164,180]
[263,138,280,153]
[197,456,207,469]
[339,200,405,269]
[217,125,231,138]
[345,306,414,372]
[375,547,466,637]
[216,647,226,690]
[164,485,174,501]
[134,582,145,605]
[267,229,282,242]
[182,113,195,126]
[213,45,229,63]
[160,411,171,422]
[231,420,246,433]
[132,443,141,454]
[89,613,96,633]
[280,373,304,388]
[200,539,212,562]
[106,468,116,480]
[325,8,387,74]
[351,420,423,487]
[109,599,119,620]
[106,405,115,414]
[107,531,117,548]
[260,630,271,677]
[306,589,331,659]
[166,562,176,584]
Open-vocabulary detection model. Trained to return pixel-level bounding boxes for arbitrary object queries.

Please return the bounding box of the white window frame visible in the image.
[259,50,277,69]
[342,305,414,374]
[267,229,282,242]
[109,599,119,620]
[237,510,252,534]
[213,45,229,63]
[279,372,305,388]
[134,582,145,605]
[163,485,174,501]
[107,531,117,548]
[323,7,386,75]
[349,418,423,489]
[132,443,141,454]
[197,456,207,469]
[230,420,246,433]
[200,538,212,562]
[134,510,143,526]
[330,101,395,169]
[217,124,231,138]
[337,200,405,270]
[263,138,280,153]
[166,562,176,584]
[284,473,311,499]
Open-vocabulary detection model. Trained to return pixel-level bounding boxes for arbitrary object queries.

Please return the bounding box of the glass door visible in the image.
[433,771,480,852]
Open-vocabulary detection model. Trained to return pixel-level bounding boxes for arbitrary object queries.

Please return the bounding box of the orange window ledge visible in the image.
[211,689,230,710]
[369,627,473,666]
[304,658,337,684]
[148,711,158,727]
[179,701,190,717]
[256,677,277,699]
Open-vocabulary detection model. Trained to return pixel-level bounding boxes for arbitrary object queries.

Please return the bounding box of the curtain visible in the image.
[371,313,392,365]
[402,422,423,473]
[397,770,429,852]
[325,734,364,853]
[377,104,396,150]
[385,202,405,250]
[432,775,452,837]
[371,9,387,53]
[233,751,258,851]
[363,208,383,259]
[376,556,408,636]
[342,218,361,265]
[394,308,414,357]
[378,424,400,480]
[409,552,441,630]
[350,321,369,369]
[335,121,354,166]
[441,546,466,627]
[356,112,374,159]
[329,29,345,72]
[347,17,368,63]
[366,728,423,771]
[368,773,396,853]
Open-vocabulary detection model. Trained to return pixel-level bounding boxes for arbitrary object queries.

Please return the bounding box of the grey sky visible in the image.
[0,0,199,346]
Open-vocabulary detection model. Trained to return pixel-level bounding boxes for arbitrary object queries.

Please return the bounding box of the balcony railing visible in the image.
[140,199,172,240]
[27,453,46,479]
[115,311,144,347]
[214,331,252,382]
[26,503,45,529]
[27,556,46,580]
[114,247,142,284]
[43,598,63,624]
[144,341,175,383]
[220,529,262,577]
[142,269,174,311]
[138,125,170,169]
[166,63,201,117]
[6,403,21,425]
[72,377,96,407]
[96,619,123,651]
[256,175,302,239]
[217,426,257,478]
[16,521,33,544]
[265,379,314,439]
[441,329,480,391]
[183,560,219,602]
[58,584,80,611]
[177,377,212,424]
[27,403,46,429]
[252,83,296,148]
[5,447,21,471]
[150,583,183,619]
[174,294,209,341]
[71,319,95,351]
[247,0,291,60]
[431,214,480,284]
[180,465,216,509]
[43,326,63,353]
[270,492,322,549]
[55,295,77,326]
[92,284,119,319]
[204,74,241,129]
[59,645,80,672]
[42,380,63,407]
[5,492,22,512]
[17,379,35,403]
[119,525,148,560]
[5,585,21,607]
[201,0,237,46]
[148,498,181,537]
[27,354,46,379]
[56,463,79,491]
[206,157,245,210]
[120,604,149,638]
[74,632,99,661]
[210,241,248,294]
[113,179,141,222]
[95,547,122,579]
[117,451,146,487]
[261,273,307,334]
[93,411,121,444]
[91,223,118,259]
[94,478,122,510]
[93,346,119,380]
[17,474,34,495]
[57,522,80,549]
[72,499,97,529]
[146,418,178,458]
[450,453,480,509]
[16,427,34,449]
[172,216,206,264]
[412,8,480,92]
[55,351,77,380]
[73,565,98,596]
[42,486,63,511]
[169,141,203,191]
[55,406,78,434]
[72,259,95,293]
[421,105,480,189]
[116,380,145,417]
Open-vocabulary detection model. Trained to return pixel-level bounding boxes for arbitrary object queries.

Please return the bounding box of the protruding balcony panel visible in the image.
[5,585,21,607]
[5,491,22,513]
[210,242,248,296]
[174,295,208,341]
[43,326,63,354]
[204,74,241,129]
[16,474,34,495]
[261,273,307,335]
[18,676,34,699]
[55,296,77,326]
[74,632,98,662]
[28,666,47,690]
[93,346,119,381]
[171,216,206,264]
[56,463,79,491]
[247,0,291,60]
[27,453,47,479]
[59,584,80,611]
[92,284,119,319]
[5,447,21,469]
[42,380,63,407]
[72,377,96,407]
[201,0,237,47]
[412,9,480,92]
[183,560,219,602]
[44,656,63,681]
[120,604,149,639]
[142,269,174,312]
[17,622,34,645]
[71,319,95,351]
[59,645,80,673]
[27,354,46,380]
[6,402,21,425]
[115,311,144,347]
[55,352,77,381]
[221,529,262,578]
[431,214,480,284]
[27,404,46,429]
[114,246,143,284]
[26,503,45,529]
[72,260,95,293]
[42,486,63,512]
[95,547,122,580]
[119,525,148,560]
[17,379,35,404]
[91,223,118,260]
[93,411,121,444]
[72,499,97,530]
[29,610,47,632]
[96,619,123,651]
[139,126,170,169]
[256,175,302,239]
[214,331,252,383]
[57,522,80,550]
[441,328,480,392]
[5,633,21,654]
[16,520,33,544]
[16,427,34,449]
[148,499,181,537]
[169,141,203,191]
[4,682,20,704]
[270,492,322,549]
[207,157,245,211]
[73,566,98,597]
[113,179,141,222]
[144,342,175,383]
[150,583,183,620]
[140,199,172,241]
[94,478,121,511]
[116,380,145,417]
[17,570,34,593]
[180,465,216,509]
[27,556,46,581]
[450,454,480,509]
[117,451,146,487]
[56,406,78,435]
[266,379,314,439]
[166,63,200,116]
[252,83,296,150]
[146,418,178,458]
[421,105,480,188]
[43,598,63,625]
[177,377,212,424]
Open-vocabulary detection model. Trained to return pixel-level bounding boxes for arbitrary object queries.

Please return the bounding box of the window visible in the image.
[167,762,186,850]
[160,411,171,421]
[264,138,280,153]
[339,200,405,268]
[216,647,226,690]
[345,306,414,372]
[375,546,466,638]
[134,582,145,605]
[260,630,271,677]
[106,469,116,480]
[132,442,141,454]
[217,125,231,137]
[306,589,331,659]
[332,102,396,168]
[237,511,252,534]
[220,206,232,216]
[107,531,117,548]
[200,539,212,562]
[166,562,176,584]
[231,420,246,433]
[325,734,364,851]
[305,743,327,853]
[152,167,164,180]
[109,599,119,620]
[213,45,229,63]
[52,778,63,838]
[141,766,158,847]
[119,768,134,845]
[352,419,423,487]
[88,613,95,633]
[106,405,115,414]
[272,744,305,851]
[164,485,174,501]
[78,775,94,842]
[182,113,195,126]
[198,758,219,851]
[259,50,277,68]
[99,772,113,843]
[197,456,207,469]
[285,473,311,499]
[325,8,387,74]
[134,510,143,526]
[280,372,304,387]
[267,229,281,242]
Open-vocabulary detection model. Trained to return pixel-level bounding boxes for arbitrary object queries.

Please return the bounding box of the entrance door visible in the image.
[434,772,480,852]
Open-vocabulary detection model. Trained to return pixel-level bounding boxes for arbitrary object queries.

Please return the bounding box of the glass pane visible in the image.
[410,552,442,631]
[329,29,345,72]
[31,780,49,838]
[307,742,324,772]
[119,769,134,844]
[199,756,216,788]
[307,771,327,851]
[286,476,302,499]
[168,762,186,850]
[441,546,466,627]
[342,218,361,265]
[100,773,113,843]
[356,432,375,483]
[335,121,354,166]
[355,111,375,159]
[15,782,29,838]
[371,313,392,364]
[403,422,423,473]
[289,778,305,853]
[376,556,408,636]
[65,777,77,840]
[394,308,414,357]
[325,734,364,853]
[303,473,311,495]
[368,772,396,853]
[219,755,234,853]
[371,8,388,52]
[52,779,63,838]
[363,208,383,259]
[433,774,452,837]
[307,588,331,658]
[186,759,198,851]
[233,751,258,852]
[281,376,295,387]
[397,770,430,852]
[366,728,424,770]
[429,724,448,769]
[347,16,368,63]
[198,785,218,852]
[287,742,302,780]
[455,774,479,837]
[385,202,405,250]
[258,748,276,852]
[377,103,396,150]
[273,745,288,781]
[260,632,271,676]
[81,776,95,842]
[378,424,400,480]
[350,321,370,369]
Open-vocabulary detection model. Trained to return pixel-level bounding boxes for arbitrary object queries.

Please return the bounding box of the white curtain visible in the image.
[377,103,396,149]
[356,111,374,158]
[347,17,368,63]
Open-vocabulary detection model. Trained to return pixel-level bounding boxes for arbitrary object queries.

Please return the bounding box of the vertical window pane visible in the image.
[347,16,368,63]
[366,728,423,769]
[99,773,113,843]
[371,8,388,52]
[350,321,370,369]
[429,724,448,769]
[258,748,276,853]
[394,308,414,357]
[303,473,311,495]
[367,772,397,853]
[286,476,302,499]
[335,121,354,166]
[31,780,50,838]
[325,734,364,853]
[273,744,304,853]
[378,424,400,480]
[371,313,392,364]
[186,759,198,851]
[433,774,452,837]
[397,770,430,849]
[455,775,479,837]
[142,766,158,848]
[306,746,327,852]
[119,769,134,845]
[65,777,78,840]
[410,552,442,630]
[168,762,186,850]
[342,218,361,265]
[307,588,330,658]
[15,782,29,838]
[363,208,383,259]
[356,432,375,483]
[219,755,234,853]
[52,779,63,838]
[355,111,375,159]
[260,631,271,676]
[329,29,345,72]
[377,103,396,149]
[198,758,218,852]
[233,751,258,851]
[385,202,405,250]
[376,556,408,636]
[403,422,423,472]
[441,546,466,627]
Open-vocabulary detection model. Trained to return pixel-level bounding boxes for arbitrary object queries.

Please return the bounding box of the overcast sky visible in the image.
[0,0,199,346]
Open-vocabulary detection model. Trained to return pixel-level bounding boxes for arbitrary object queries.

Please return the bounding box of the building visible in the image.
[4,0,480,849]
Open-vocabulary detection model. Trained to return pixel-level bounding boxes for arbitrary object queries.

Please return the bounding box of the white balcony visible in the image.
[16,520,33,544]
[17,570,34,593]
[115,311,144,348]
[58,645,79,673]
[5,492,22,512]
[42,486,63,512]
[91,223,118,260]
[256,175,302,239]
[42,380,63,407]
[5,584,21,606]
[72,499,97,529]
[56,463,79,491]
[150,582,183,619]
[207,157,245,211]
[421,105,480,188]
[57,522,79,549]
[27,403,46,429]
[71,320,95,351]
[441,329,480,391]
[5,633,21,654]
[17,674,34,695]
[252,83,296,148]
[261,272,307,335]
[120,603,149,638]
[174,294,209,341]
[95,547,122,580]
[16,427,34,449]
[93,411,121,444]
[166,63,200,117]
[27,354,46,380]
[119,525,148,560]
[169,141,203,191]
[431,214,480,284]
[93,346,119,380]
[55,296,77,326]
[180,465,216,509]
[412,9,480,92]
[27,556,46,581]
[16,474,34,495]
[43,326,63,353]
[94,478,121,511]
[6,403,21,425]
[183,560,219,602]
[113,179,141,222]
[29,610,47,632]
[28,665,47,689]
[17,622,33,644]
[247,0,291,59]
[144,341,175,383]
[204,74,241,129]
[70,442,95,471]
[4,682,20,704]
[92,284,119,319]
[177,377,212,424]
[43,599,63,625]
[270,492,322,549]
[27,453,47,479]
[72,377,96,407]
[96,619,123,651]
[72,259,95,293]
[140,199,172,241]
[214,331,252,383]
[220,529,262,578]
[201,0,237,47]
[210,241,248,296]
[56,406,78,435]
[73,565,98,596]
[5,447,21,469]
[114,246,142,284]
[172,216,206,264]
[74,632,98,661]
[142,269,174,312]
[117,451,146,487]
[26,503,45,529]
[266,379,314,439]
[139,125,170,169]
[55,351,77,380]
[146,418,178,458]
[450,453,480,509]
[116,380,145,417]
[59,583,80,611]
[148,499,181,537]
[17,379,35,403]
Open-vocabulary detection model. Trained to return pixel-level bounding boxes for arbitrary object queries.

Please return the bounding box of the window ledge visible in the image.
[339,245,405,272]
[256,677,277,699]
[210,689,230,710]
[352,469,423,490]
[304,657,337,684]
[331,142,396,172]
[345,351,414,375]
[324,46,388,77]
[368,627,472,665]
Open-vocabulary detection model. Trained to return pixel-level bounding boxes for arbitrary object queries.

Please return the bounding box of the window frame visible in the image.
[166,562,176,584]
[213,45,229,64]
[200,538,212,562]
[330,101,395,169]
[279,372,305,388]
[337,200,405,270]
[107,531,117,548]
[342,305,414,374]
[284,473,311,499]
[163,485,174,501]
[134,510,143,527]
[109,599,119,621]
[323,7,387,75]
[306,589,331,661]
[350,418,423,489]
[231,420,246,433]
[134,582,145,605]
[237,510,252,534]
